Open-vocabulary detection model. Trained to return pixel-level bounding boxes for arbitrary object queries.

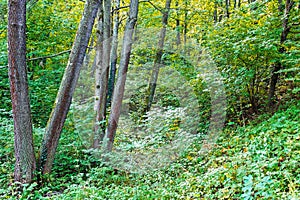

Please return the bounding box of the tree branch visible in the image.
[27,49,71,61]
[1,49,73,69]
[111,0,151,13]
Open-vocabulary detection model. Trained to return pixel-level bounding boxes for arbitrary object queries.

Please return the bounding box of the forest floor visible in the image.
[0,100,299,199]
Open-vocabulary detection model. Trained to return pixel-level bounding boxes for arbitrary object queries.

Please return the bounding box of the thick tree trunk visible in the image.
[8,0,36,183]
[107,0,121,108]
[93,0,111,148]
[38,0,100,174]
[268,0,294,107]
[146,0,172,112]
[104,0,139,152]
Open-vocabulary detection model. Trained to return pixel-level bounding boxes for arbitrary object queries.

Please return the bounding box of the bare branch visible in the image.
[27,49,71,61]
[111,0,150,13]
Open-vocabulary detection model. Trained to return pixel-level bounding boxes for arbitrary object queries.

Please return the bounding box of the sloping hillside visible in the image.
[48,101,299,199]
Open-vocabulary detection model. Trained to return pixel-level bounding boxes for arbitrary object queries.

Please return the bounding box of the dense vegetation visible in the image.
[0,0,299,199]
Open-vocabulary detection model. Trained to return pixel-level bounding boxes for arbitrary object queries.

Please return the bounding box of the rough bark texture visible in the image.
[8,0,36,183]
[93,0,111,148]
[107,0,121,107]
[104,0,139,152]
[268,0,294,107]
[146,0,172,112]
[39,0,100,174]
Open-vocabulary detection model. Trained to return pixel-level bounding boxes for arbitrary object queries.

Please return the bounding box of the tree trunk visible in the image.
[268,0,294,107]
[107,0,121,108]
[8,0,36,183]
[83,36,94,68]
[104,0,139,152]
[219,0,223,22]
[93,3,105,148]
[225,0,230,18]
[214,1,218,23]
[93,0,112,148]
[175,0,181,46]
[145,0,172,112]
[38,0,100,174]
[183,0,188,47]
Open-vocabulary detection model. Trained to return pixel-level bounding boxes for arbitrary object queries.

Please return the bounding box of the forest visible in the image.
[0,0,299,199]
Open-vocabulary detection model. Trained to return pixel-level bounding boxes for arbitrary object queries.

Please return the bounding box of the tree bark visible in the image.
[93,3,104,148]
[104,0,139,152]
[214,1,218,23]
[8,0,36,183]
[93,0,111,148]
[107,0,121,108]
[268,0,294,107]
[145,0,172,112]
[183,0,188,47]
[38,0,100,174]
[175,0,181,46]
[225,0,230,18]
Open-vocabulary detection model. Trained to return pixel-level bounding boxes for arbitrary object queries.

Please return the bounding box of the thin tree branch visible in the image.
[111,0,150,13]
[1,49,73,69]
[27,50,71,61]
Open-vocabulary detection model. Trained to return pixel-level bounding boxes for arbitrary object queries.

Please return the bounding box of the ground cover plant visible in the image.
[1,0,299,199]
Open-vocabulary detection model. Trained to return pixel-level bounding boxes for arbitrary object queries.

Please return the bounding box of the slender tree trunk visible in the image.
[8,0,36,183]
[83,36,94,68]
[175,0,181,46]
[93,0,111,148]
[214,1,218,23]
[183,0,188,47]
[93,2,105,148]
[219,0,223,22]
[38,0,100,174]
[145,0,172,112]
[225,0,230,18]
[268,0,294,107]
[104,0,139,152]
[107,0,121,108]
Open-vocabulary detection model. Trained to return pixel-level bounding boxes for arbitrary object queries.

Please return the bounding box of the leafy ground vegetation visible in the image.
[0,100,299,199]
[1,0,300,199]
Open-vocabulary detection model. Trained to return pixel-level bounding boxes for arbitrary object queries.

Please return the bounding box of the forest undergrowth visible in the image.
[0,100,299,199]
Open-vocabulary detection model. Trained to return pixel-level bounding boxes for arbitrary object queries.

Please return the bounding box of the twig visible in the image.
[111,0,151,13]
[27,49,71,61]
[1,49,72,69]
